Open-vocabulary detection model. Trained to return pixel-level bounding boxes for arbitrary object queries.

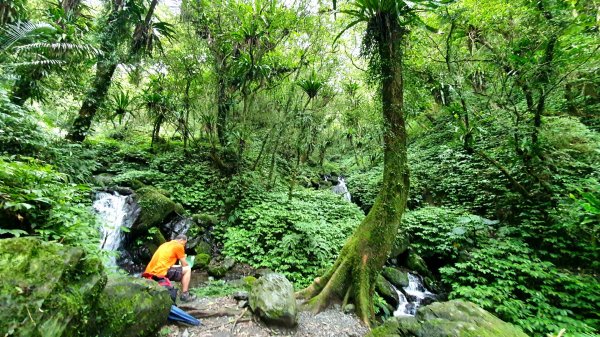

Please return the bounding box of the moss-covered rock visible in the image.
[196,253,211,269]
[192,213,218,227]
[406,251,431,278]
[249,273,297,327]
[193,241,212,256]
[382,267,409,289]
[368,300,529,337]
[0,237,106,337]
[134,187,183,232]
[208,256,236,278]
[86,276,172,337]
[376,274,399,308]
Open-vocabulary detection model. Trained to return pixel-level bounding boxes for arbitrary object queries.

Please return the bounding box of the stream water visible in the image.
[93,191,139,266]
[394,273,436,317]
[331,176,352,202]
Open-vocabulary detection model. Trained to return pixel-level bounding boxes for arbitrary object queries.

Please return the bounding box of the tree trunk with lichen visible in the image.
[297,12,408,326]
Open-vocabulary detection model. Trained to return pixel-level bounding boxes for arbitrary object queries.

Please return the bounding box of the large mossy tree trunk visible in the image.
[297,12,409,326]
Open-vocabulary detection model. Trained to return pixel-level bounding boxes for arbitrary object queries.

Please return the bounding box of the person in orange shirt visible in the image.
[144,234,196,302]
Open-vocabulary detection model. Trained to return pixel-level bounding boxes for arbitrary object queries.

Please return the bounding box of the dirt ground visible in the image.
[162,296,369,337]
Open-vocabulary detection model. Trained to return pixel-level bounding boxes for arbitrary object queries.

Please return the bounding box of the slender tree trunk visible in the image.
[61,0,81,14]
[298,12,409,326]
[67,62,118,141]
[68,0,159,142]
[217,76,229,146]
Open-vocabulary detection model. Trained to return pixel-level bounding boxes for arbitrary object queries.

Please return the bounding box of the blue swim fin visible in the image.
[168,305,201,326]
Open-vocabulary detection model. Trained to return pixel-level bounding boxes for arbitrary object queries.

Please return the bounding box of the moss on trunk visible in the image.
[297,12,408,327]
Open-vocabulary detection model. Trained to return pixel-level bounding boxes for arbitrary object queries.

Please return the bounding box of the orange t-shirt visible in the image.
[144,240,185,276]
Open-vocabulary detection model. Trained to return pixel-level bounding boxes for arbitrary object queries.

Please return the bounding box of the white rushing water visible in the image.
[93,191,137,265]
[393,273,436,317]
[331,177,352,202]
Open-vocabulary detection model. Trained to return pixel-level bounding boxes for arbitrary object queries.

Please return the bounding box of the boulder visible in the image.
[376,274,399,308]
[86,276,172,337]
[196,254,211,269]
[406,251,432,278]
[133,187,185,233]
[208,256,235,278]
[249,273,297,327]
[0,237,106,337]
[194,241,212,256]
[368,300,529,337]
[382,267,409,289]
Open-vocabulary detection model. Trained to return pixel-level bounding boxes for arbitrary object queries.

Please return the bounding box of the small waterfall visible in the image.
[393,273,436,317]
[331,176,352,202]
[93,191,139,265]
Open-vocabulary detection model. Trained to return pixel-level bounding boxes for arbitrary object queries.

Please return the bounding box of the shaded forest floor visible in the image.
[163,296,368,337]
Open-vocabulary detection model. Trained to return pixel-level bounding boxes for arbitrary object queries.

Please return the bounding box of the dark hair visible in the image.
[175,234,187,241]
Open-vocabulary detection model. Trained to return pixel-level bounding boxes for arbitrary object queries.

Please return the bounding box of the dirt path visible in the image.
[163,296,369,337]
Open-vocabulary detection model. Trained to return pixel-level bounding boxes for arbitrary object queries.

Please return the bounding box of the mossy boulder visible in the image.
[382,267,409,289]
[192,213,218,227]
[0,237,106,337]
[368,300,529,337]
[134,187,184,232]
[86,275,172,337]
[249,273,297,327]
[208,256,236,278]
[406,251,431,278]
[194,241,212,256]
[196,253,211,269]
[376,274,399,308]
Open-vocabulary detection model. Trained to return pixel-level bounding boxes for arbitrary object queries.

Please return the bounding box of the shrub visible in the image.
[402,206,495,261]
[0,156,101,254]
[440,238,600,337]
[222,188,364,287]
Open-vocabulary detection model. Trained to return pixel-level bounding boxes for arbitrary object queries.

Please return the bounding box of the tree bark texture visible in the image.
[67,62,118,142]
[297,12,409,326]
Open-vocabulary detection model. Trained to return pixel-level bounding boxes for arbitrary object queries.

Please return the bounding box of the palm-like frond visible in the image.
[0,22,55,52]
[13,42,102,57]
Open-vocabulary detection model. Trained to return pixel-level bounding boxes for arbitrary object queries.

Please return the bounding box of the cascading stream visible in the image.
[331,176,352,202]
[93,191,138,266]
[393,273,436,317]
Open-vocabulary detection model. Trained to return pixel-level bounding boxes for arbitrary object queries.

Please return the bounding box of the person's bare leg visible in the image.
[181,266,191,293]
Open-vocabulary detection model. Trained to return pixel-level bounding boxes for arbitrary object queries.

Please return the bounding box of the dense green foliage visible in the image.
[223,189,363,287]
[1,0,598,335]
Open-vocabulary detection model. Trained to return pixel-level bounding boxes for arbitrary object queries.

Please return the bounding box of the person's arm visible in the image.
[176,244,188,267]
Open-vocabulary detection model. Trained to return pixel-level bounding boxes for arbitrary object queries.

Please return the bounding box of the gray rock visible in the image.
[233,291,249,301]
[382,267,409,288]
[406,251,432,278]
[367,300,529,337]
[376,274,400,308]
[88,276,172,337]
[0,237,171,337]
[249,273,297,327]
[344,304,355,314]
[208,257,236,278]
[0,237,106,337]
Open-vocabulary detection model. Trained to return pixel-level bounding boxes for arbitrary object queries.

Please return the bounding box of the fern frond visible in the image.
[14,42,102,57]
[0,22,55,52]
[8,59,66,67]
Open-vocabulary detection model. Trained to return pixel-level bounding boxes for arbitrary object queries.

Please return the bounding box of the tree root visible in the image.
[296,250,375,327]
